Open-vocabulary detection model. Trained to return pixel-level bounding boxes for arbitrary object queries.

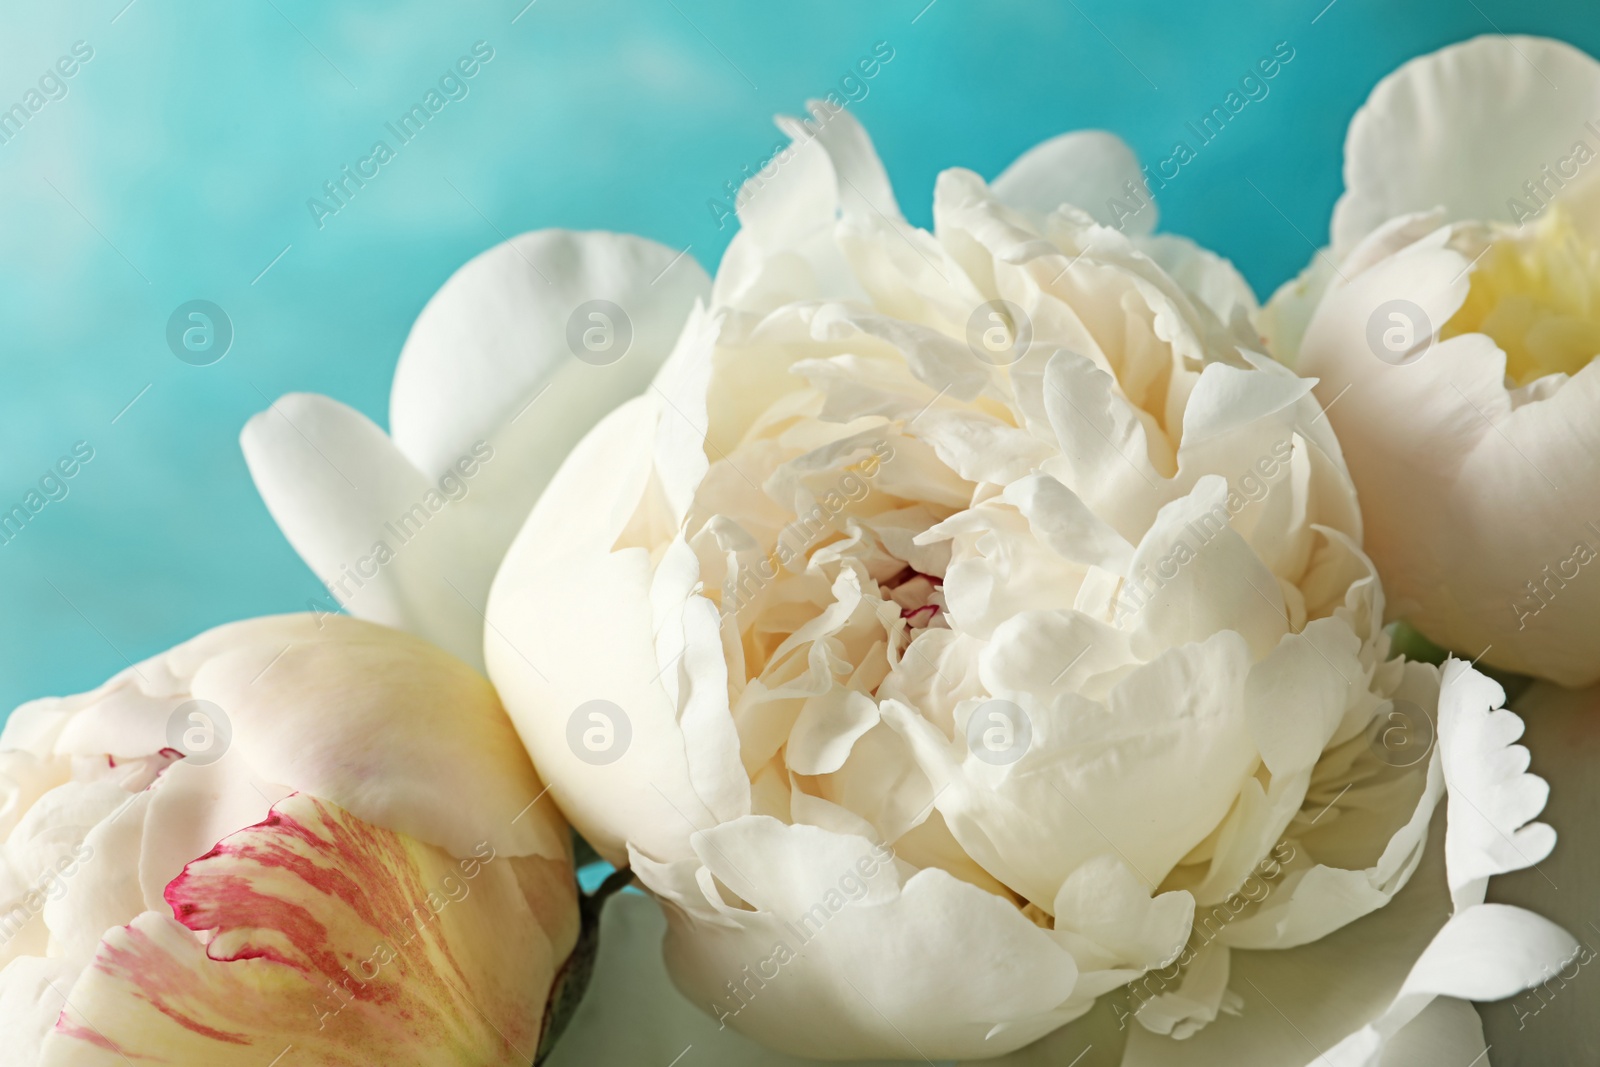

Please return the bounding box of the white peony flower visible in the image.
[486,109,1575,1062]
[0,615,577,1065]
[1261,34,1600,686]
[242,231,710,669]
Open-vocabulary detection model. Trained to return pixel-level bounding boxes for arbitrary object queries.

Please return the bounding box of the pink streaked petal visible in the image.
[40,793,577,1066]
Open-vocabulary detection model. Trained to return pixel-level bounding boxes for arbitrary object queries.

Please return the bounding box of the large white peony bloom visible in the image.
[486,109,1575,1062]
[0,615,577,1065]
[1261,34,1600,686]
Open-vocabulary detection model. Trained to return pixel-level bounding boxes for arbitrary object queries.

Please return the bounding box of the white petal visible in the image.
[487,397,738,866]
[1206,664,1574,1067]
[1131,940,1235,1039]
[549,891,898,1067]
[978,610,1135,704]
[890,632,1257,912]
[736,125,841,256]
[1177,361,1315,454]
[1121,806,1454,1066]
[712,116,873,313]
[0,956,83,1065]
[1138,234,1258,332]
[993,131,1157,236]
[634,817,1082,1060]
[1260,253,1337,370]
[1040,350,1169,530]
[1124,478,1288,661]
[779,103,903,225]
[391,229,710,476]
[42,788,150,960]
[228,375,692,681]
[1282,228,1600,682]
[1003,474,1135,573]
[1437,660,1556,909]
[1221,665,1444,953]
[0,751,68,841]
[245,231,708,666]
[787,688,880,777]
[1398,903,1576,1004]
[1244,620,1362,777]
[1376,997,1486,1067]
[1477,678,1600,1063]
[42,615,564,863]
[239,395,484,663]
[1052,854,1194,972]
[1332,35,1600,254]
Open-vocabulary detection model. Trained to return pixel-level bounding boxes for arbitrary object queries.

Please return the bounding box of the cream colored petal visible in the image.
[1121,807,1453,1066]
[0,956,83,1065]
[633,817,1082,1061]
[35,616,562,862]
[992,131,1157,236]
[1138,233,1258,340]
[391,229,710,477]
[1436,659,1555,908]
[487,396,738,866]
[1332,35,1600,255]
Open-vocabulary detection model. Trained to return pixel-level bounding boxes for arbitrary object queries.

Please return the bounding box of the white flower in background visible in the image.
[487,108,1574,1063]
[242,231,710,669]
[0,615,576,1065]
[1261,35,1600,687]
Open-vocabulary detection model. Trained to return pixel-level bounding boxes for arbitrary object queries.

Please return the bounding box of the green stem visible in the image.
[533,867,634,1065]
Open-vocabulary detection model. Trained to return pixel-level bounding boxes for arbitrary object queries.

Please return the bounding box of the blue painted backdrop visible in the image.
[2,0,1596,716]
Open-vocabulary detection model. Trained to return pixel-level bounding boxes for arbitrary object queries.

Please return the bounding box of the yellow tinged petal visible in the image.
[40,793,577,1067]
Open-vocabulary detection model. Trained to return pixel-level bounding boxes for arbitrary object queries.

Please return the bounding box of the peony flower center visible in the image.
[1443,207,1600,385]
[883,565,948,633]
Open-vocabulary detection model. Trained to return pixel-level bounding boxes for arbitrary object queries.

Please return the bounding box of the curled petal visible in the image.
[1437,658,1556,909]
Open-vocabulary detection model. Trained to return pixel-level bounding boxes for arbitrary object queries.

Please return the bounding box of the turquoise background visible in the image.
[2,0,1597,716]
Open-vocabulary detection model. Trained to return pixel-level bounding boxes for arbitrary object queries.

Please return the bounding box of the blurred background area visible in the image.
[1,0,1596,715]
